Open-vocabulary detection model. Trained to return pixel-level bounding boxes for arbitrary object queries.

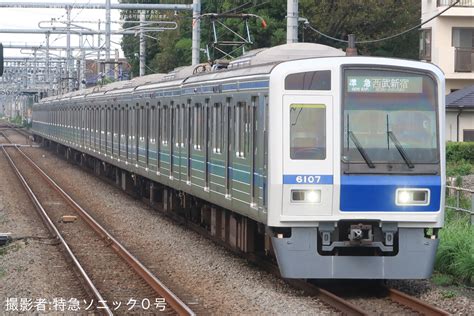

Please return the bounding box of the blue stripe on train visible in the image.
[340,175,441,212]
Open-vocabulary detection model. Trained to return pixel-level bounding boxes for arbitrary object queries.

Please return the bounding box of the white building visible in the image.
[445,85,474,141]
[420,0,474,93]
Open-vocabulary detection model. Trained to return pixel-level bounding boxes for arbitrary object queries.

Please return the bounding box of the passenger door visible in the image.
[282,94,333,217]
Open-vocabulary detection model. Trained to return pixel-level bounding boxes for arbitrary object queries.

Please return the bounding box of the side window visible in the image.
[174,104,180,147]
[285,70,331,90]
[101,108,106,135]
[212,102,223,153]
[150,106,156,144]
[235,102,249,158]
[193,103,202,150]
[161,105,168,145]
[290,104,326,160]
[179,104,185,146]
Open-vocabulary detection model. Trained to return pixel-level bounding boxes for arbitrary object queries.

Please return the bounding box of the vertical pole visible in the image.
[471,193,474,226]
[346,34,358,56]
[32,49,37,86]
[105,0,111,79]
[97,19,101,76]
[287,0,298,44]
[114,48,119,80]
[66,5,73,92]
[191,0,201,65]
[80,34,86,90]
[139,10,146,77]
[46,33,53,94]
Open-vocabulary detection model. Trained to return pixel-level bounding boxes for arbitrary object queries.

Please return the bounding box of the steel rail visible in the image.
[245,253,366,315]
[1,146,113,316]
[388,288,450,316]
[0,131,12,144]
[310,286,366,316]
[14,146,195,316]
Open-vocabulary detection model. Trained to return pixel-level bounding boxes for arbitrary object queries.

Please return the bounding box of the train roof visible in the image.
[39,43,344,104]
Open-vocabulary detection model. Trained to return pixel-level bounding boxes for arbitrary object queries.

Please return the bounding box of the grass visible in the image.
[431,273,455,286]
[435,209,474,285]
[441,289,457,299]
[446,160,473,178]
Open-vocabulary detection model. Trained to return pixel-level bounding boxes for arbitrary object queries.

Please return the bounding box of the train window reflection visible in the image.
[290,104,326,160]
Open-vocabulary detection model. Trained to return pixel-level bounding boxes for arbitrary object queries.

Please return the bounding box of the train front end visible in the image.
[267,57,445,279]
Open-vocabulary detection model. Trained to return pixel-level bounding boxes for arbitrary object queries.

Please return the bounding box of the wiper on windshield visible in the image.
[386,115,414,169]
[388,131,415,169]
[349,131,375,168]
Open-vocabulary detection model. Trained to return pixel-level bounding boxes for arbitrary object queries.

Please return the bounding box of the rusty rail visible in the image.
[388,288,450,315]
[2,146,114,315]
[7,145,195,316]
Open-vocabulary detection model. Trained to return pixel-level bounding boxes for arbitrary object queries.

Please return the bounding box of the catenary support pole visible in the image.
[97,20,101,76]
[287,0,298,44]
[191,0,201,65]
[45,32,51,93]
[105,0,111,79]
[139,10,146,77]
[67,5,73,92]
[80,33,86,89]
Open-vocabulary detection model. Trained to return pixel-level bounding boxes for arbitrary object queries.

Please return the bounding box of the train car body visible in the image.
[32,43,446,279]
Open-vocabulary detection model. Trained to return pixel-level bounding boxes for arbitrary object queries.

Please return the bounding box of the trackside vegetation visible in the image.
[435,142,474,286]
[435,208,474,285]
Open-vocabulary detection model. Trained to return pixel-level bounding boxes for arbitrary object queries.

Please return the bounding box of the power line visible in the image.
[305,0,460,44]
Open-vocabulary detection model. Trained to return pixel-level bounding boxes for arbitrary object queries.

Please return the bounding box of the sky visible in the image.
[0,0,123,58]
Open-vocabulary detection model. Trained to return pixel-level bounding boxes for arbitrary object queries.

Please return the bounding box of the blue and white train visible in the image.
[32,43,445,279]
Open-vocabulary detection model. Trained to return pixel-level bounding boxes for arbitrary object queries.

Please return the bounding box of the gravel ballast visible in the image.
[23,147,332,315]
[0,151,87,314]
[5,143,472,315]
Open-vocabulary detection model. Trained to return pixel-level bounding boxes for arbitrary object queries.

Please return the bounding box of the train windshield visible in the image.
[342,68,439,173]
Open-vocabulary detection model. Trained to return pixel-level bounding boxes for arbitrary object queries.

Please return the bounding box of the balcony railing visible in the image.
[455,47,474,72]
[437,0,474,6]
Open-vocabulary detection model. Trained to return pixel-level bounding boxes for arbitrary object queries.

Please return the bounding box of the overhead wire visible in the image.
[305,0,461,44]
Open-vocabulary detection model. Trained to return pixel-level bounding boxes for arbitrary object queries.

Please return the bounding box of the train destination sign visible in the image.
[347,76,423,93]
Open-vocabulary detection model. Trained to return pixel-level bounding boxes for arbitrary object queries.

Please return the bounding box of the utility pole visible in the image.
[346,34,358,56]
[32,49,37,86]
[105,0,111,79]
[66,5,73,91]
[45,32,51,93]
[287,0,298,44]
[80,33,86,89]
[139,10,146,76]
[192,0,201,65]
[114,49,119,80]
[97,19,101,77]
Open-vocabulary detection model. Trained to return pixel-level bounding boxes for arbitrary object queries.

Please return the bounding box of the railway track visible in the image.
[2,126,32,144]
[2,144,195,316]
[3,131,452,315]
[0,131,11,144]
[249,255,449,315]
[316,280,450,315]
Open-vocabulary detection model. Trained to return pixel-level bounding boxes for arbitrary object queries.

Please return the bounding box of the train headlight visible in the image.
[397,190,411,204]
[396,189,430,206]
[291,189,321,203]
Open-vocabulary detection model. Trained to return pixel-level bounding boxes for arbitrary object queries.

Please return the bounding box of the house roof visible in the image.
[446,85,474,109]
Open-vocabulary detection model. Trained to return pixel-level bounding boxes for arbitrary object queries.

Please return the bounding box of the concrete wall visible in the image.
[421,0,474,93]
[446,110,474,141]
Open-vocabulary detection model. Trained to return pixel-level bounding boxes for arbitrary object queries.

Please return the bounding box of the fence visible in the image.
[446,185,474,224]
[437,0,474,6]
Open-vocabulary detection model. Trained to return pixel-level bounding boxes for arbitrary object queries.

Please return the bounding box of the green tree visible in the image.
[120,0,422,75]
[299,0,421,58]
